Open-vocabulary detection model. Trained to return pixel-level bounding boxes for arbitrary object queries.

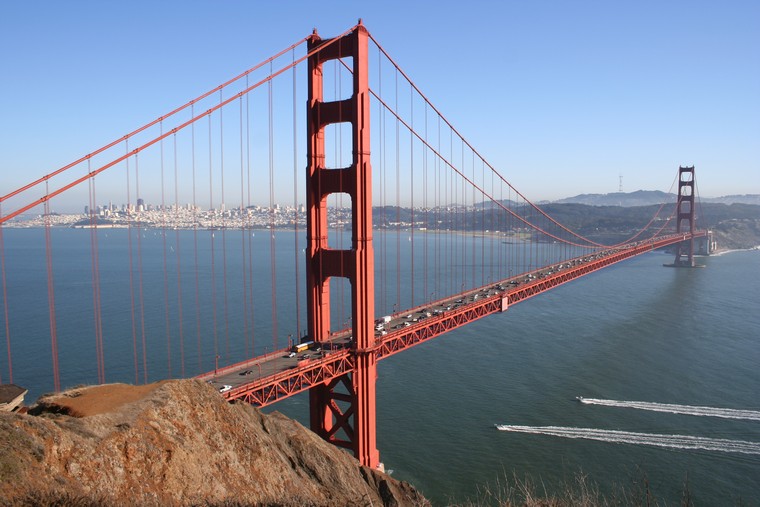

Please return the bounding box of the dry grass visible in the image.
[31,382,164,417]
[451,469,706,507]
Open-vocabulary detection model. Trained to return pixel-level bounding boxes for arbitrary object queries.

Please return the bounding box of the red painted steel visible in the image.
[223,233,706,409]
[0,30,362,226]
[305,23,379,468]
[672,166,696,267]
[226,351,354,407]
[0,21,713,473]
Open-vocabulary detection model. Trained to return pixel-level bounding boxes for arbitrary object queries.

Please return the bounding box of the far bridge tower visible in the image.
[671,165,698,267]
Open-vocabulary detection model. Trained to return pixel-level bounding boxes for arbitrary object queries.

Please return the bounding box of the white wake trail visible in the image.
[495,425,760,455]
[578,398,760,421]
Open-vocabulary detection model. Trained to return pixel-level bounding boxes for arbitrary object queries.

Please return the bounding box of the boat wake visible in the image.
[495,425,760,455]
[577,398,760,421]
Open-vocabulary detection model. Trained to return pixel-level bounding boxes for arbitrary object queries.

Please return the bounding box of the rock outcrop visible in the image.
[0,380,427,506]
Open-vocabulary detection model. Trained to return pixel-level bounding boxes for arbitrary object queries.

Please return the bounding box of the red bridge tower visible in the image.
[672,165,697,267]
[305,24,380,468]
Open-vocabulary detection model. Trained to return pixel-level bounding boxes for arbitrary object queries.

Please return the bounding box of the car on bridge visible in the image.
[219,385,232,393]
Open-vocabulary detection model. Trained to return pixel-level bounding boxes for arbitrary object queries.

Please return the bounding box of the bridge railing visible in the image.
[214,231,707,407]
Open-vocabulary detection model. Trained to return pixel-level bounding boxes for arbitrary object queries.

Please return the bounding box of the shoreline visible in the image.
[710,245,760,256]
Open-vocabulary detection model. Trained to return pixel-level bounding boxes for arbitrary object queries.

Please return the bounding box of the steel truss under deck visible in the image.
[224,232,706,408]
[222,23,707,470]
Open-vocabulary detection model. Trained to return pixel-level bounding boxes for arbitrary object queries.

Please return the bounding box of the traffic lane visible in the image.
[207,347,342,392]
[207,354,299,392]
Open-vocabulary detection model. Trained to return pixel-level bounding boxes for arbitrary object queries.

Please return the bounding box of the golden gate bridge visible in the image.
[0,22,708,468]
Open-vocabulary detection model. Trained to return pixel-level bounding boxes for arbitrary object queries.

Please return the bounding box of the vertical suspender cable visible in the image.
[394,68,400,312]
[435,115,440,302]
[292,48,301,339]
[471,151,476,288]
[209,114,219,369]
[498,173,503,279]
[422,102,431,301]
[522,202,527,273]
[43,183,60,392]
[515,197,519,275]
[461,140,466,293]
[490,162,494,283]
[455,140,459,294]
[0,204,12,383]
[246,76,256,354]
[173,133,185,378]
[135,153,148,383]
[125,142,139,384]
[219,90,231,361]
[448,128,454,299]
[545,206,550,266]
[239,97,250,358]
[511,188,516,277]
[423,103,428,306]
[523,200,529,274]
[515,190,519,277]
[504,180,509,277]
[160,122,172,378]
[453,129,458,295]
[525,200,530,274]
[450,136,455,296]
[524,198,529,275]
[534,202,539,271]
[88,161,105,384]
[0,238,5,382]
[269,61,278,351]
[520,196,524,275]
[481,159,485,286]
[409,85,415,309]
[191,105,203,373]
[537,209,549,266]
[531,201,536,272]
[377,47,384,316]
[535,203,539,269]
[466,143,471,291]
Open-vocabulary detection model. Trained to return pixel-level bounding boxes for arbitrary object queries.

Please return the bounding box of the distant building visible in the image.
[0,384,28,412]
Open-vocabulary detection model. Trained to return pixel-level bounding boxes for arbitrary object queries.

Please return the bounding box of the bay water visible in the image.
[276,246,760,505]
[1,227,758,504]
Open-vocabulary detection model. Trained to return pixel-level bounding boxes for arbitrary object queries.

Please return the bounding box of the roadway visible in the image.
[196,232,705,405]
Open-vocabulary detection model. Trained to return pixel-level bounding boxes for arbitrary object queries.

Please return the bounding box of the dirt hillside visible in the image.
[0,380,428,507]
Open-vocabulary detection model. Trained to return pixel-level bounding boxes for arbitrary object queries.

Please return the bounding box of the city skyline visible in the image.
[2,1,758,212]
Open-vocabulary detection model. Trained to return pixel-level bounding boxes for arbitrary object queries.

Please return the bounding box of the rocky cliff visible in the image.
[0,380,428,507]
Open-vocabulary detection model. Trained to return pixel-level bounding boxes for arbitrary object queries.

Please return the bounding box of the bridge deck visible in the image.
[197,232,705,406]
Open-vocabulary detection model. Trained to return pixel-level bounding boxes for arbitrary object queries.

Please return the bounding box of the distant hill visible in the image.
[555,191,760,207]
[554,190,674,207]
[700,194,760,205]
[536,202,760,250]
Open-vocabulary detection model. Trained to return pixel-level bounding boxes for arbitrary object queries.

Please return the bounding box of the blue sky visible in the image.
[1,0,758,208]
